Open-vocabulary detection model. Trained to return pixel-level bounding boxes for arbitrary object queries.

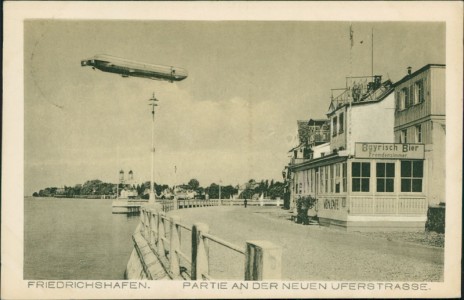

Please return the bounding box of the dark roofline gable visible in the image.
[394,64,445,87]
[308,118,328,126]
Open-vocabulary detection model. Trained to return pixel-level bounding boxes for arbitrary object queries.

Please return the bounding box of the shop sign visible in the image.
[355,143,424,159]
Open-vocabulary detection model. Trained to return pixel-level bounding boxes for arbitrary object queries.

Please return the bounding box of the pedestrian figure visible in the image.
[244,198,248,208]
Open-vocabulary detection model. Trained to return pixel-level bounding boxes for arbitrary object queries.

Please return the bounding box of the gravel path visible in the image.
[167,206,443,281]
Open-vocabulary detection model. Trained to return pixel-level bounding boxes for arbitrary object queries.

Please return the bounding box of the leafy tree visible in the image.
[154,183,169,196]
[179,184,190,190]
[240,188,255,200]
[268,181,285,199]
[136,184,144,196]
[296,195,317,224]
[188,178,200,190]
[196,186,205,198]
[81,180,103,195]
[206,183,219,199]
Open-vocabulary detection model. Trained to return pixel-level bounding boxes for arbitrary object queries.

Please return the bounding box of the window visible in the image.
[339,113,344,133]
[352,162,370,192]
[335,163,341,193]
[409,85,414,107]
[305,170,310,194]
[396,91,403,111]
[401,160,423,192]
[402,87,410,109]
[416,125,422,143]
[311,169,317,193]
[414,80,424,104]
[332,117,337,137]
[310,169,315,193]
[324,166,329,193]
[319,167,324,194]
[342,162,347,192]
[400,129,407,143]
[329,165,335,193]
[376,163,395,192]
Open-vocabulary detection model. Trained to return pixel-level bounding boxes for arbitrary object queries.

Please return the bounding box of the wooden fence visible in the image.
[155,198,283,212]
[138,205,282,280]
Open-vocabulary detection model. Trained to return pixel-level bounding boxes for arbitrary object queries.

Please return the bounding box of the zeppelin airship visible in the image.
[81,54,188,82]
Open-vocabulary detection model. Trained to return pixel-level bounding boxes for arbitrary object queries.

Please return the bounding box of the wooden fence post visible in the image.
[245,240,282,280]
[157,211,166,257]
[169,216,181,277]
[147,210,153,243]
[173,197,178,210]
[140,208,146,238]
[149,209,157,247]
[191,222,209,280]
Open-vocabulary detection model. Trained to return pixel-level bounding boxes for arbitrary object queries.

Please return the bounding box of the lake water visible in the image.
[24,197,140,280]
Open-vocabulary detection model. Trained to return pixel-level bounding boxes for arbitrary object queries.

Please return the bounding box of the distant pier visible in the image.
[112,199,149,214]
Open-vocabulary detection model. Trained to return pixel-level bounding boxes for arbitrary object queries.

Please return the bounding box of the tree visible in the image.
[154,183,169,196]
[206,183,219,199]
[268,181,285,199]
[188,178,200,190]
[81,180,103,195]
[220,185,238,199]
[240,188,255,200]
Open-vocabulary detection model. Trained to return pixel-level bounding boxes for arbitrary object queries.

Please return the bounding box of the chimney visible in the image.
[407,66,412,75]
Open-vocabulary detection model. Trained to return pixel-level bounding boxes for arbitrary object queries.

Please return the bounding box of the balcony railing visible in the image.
[309,131,330,144]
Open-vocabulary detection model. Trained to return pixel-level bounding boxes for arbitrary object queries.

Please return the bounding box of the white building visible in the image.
[288,75,429,231]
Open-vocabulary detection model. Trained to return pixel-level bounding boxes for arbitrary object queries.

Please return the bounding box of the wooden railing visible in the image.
[138,205,282,280]
[220,198,284,207]
[349,195,427,215]
[154,198,283,212]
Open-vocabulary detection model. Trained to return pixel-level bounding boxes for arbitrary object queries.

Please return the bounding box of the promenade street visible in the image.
[167,206,443,281]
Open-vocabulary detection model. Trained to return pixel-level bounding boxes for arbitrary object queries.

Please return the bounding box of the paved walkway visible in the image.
[167,206,443,281]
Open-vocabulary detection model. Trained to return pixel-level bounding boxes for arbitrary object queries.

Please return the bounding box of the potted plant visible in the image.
[296,195,317,225]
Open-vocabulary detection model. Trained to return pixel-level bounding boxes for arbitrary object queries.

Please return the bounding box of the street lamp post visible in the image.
[148,93,159,204]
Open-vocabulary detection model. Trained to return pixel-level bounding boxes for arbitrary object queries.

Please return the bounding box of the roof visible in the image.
[288,152,347,171]
[327,80,395,115]
[308,119,328,126]
[394,64,445,87]
[297,120,309,127]
[350,84,394,107]
[288,142,305,153]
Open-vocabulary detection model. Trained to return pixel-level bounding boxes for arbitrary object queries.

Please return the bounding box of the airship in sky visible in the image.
[81,54,188,82]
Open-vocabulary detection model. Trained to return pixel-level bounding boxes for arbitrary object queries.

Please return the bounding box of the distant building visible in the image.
[55,187,66,196]
[288,119,330,163]
[118,169,139,199]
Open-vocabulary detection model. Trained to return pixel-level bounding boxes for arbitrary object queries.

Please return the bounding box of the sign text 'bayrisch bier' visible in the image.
[355,143,425,159]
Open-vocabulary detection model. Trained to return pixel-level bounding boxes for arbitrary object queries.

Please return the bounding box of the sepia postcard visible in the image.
[2,1,462,299]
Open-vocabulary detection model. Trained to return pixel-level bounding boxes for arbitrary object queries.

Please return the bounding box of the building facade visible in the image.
[393,64,446,206]
[286,69,442,231]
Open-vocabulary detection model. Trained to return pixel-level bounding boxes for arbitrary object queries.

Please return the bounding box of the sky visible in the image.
[24,21,445,195]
